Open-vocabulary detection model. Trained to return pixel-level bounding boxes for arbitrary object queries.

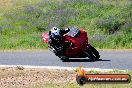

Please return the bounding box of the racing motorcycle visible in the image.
[42,27,100,61]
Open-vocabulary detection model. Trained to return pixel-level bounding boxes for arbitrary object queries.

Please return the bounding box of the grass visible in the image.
[0,0,132,49]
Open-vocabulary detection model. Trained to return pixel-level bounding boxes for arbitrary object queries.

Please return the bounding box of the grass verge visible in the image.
[0,0,132,49]
[0,67,131,88]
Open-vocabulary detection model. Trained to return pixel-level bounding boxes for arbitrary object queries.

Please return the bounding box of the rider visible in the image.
[48,27,70,55]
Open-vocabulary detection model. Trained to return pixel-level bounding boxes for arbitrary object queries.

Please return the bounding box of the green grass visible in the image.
[0,30,47,49]
[0,0,132,49]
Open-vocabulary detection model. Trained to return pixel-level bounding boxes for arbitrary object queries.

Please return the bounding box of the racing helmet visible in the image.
[50,27,61,43]
[50,27,60,36]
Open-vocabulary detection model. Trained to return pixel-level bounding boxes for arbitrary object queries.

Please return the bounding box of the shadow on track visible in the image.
[62,59,111,62]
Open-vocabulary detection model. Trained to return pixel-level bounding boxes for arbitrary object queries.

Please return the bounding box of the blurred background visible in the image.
[0,0,131,49]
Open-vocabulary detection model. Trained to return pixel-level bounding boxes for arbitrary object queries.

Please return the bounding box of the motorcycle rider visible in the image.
[48,27,70,56]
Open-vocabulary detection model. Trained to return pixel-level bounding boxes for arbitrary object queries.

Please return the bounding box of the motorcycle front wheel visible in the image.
[85,45,100,61]
[89,45,100,60]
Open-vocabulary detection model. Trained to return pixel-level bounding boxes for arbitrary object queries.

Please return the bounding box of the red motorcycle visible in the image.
[42,28,100,61]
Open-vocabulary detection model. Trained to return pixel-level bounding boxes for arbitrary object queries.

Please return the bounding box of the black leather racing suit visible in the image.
[48,29,70,55]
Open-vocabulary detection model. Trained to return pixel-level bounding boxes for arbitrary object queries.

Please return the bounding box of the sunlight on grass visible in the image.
[0,0,131,49]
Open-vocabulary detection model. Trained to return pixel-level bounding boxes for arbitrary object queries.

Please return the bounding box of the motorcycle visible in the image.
[42,28,100,61]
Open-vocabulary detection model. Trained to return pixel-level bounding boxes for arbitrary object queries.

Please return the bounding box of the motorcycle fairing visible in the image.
[42,33,49,44]
[63,30,89,57]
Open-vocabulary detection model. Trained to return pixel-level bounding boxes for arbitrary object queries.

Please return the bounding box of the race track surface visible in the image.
[0,50,132,70]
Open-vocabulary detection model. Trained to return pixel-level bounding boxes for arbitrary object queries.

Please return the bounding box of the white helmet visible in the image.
[50,27,60,35]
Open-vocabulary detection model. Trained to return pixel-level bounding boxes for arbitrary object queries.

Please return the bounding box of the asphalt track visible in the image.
[0,50,132,70]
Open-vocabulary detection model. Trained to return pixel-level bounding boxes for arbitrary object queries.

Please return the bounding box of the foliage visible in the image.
[0,0,132,49]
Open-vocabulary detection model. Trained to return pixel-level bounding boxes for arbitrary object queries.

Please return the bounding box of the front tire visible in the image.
[86,45,100,61]
[90,45,100,60]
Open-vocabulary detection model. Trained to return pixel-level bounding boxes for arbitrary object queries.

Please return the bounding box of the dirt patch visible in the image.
[0,0,13,8]
[0,67,76,88]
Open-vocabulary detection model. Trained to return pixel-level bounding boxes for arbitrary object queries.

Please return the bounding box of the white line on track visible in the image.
[0,65,127,72]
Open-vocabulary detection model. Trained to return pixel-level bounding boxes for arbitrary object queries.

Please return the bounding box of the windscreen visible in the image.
[66,27,80,37]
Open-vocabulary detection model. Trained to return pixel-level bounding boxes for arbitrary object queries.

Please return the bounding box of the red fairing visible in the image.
[42,33,49,44]
[63,30,89,57]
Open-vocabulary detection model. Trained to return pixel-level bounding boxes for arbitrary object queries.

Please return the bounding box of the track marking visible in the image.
[0,65,127,72]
